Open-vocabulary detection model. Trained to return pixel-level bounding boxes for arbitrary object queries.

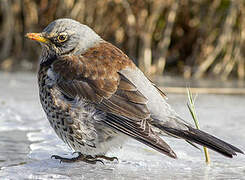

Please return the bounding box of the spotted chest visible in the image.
[38,67,97,151]
[38,66,123,155]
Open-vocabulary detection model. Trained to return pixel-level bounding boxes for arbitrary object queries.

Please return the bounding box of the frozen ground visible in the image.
[0,72,244,180]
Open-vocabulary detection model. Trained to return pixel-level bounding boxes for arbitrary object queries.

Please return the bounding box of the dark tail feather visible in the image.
[155,124,243,158]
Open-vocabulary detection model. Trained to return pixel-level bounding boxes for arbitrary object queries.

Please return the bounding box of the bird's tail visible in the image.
[153,123,243,158]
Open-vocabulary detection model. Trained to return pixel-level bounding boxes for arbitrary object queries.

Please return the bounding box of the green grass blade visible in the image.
[186,88,210,164]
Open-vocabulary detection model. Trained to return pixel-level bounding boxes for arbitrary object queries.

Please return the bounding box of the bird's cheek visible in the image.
[50,44,61,55]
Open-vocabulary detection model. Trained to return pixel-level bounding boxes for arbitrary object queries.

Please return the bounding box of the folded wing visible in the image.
[52,42,177,158]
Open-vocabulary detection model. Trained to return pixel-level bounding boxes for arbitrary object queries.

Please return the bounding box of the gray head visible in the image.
[26,18,102,64]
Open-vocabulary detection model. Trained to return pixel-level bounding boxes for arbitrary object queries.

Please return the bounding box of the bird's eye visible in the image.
[57,34,67,43]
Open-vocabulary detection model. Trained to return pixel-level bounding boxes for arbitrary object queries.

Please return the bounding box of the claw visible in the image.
[50,153,118,164]
[51,155,63,163]
[72,151,80,156]
[95,155,118,162]
[51,155,60,159]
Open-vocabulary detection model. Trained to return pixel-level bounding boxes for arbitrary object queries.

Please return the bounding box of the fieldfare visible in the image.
[26,19,243,164]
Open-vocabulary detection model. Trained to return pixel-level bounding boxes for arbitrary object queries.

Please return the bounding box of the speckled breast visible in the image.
[37,66,123,155]
[38,66,80,148]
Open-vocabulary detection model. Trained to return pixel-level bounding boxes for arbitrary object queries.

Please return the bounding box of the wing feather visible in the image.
[52,42,176,158]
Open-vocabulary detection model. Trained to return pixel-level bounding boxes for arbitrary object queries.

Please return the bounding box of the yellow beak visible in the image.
[25,33,49,44]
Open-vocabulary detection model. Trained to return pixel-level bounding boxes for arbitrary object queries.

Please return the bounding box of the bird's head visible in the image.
[26,18,102,65]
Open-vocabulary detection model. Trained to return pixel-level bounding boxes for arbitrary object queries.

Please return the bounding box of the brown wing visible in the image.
[53,42,149,120]
[52,42,176,158]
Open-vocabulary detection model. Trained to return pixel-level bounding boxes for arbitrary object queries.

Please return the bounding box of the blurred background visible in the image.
[0,0,244,81]
[1,1,245,178]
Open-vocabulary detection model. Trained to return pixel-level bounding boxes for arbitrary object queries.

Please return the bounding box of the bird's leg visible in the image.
[94,155,118,162]
[51,152,103,164]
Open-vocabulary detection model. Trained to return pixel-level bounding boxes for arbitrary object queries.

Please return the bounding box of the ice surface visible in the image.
[0,72,244,179]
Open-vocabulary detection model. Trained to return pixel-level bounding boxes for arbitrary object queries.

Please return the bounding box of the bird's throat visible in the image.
[40,51,57,68]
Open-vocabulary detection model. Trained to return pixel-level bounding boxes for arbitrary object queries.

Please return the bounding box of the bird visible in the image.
[26,18,243,164]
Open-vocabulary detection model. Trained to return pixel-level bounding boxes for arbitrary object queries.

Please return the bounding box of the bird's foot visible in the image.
[51,153,103,164]
[94,155,118,162]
